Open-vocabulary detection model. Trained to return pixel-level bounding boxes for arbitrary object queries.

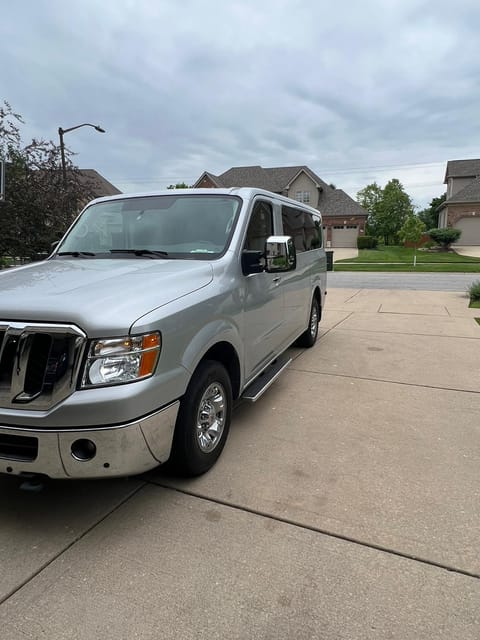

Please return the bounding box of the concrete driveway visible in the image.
[331,247,358,262]
[455,245,480,258]
[0,288,479,639]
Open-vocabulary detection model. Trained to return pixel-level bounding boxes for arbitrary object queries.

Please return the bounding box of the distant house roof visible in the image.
[444,159,480,183]
[78,169,122,197]
[193,164,367,219]
[194,165,329,192]
[318,185,368,219]
[194,171,224,188]
[443,176,480,205]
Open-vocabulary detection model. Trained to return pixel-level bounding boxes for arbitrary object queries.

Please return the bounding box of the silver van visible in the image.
[0,188,326,479]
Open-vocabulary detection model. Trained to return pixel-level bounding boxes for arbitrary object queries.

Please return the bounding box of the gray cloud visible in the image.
[2,0,480,206]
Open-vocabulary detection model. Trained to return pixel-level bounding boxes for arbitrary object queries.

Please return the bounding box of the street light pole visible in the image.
[57,123,106,186]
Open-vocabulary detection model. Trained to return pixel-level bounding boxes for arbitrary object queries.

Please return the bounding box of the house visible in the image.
[77,169,122,198]
[193,165,368,248]
[438,159,480,245]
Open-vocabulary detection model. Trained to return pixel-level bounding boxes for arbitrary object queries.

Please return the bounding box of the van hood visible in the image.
[0,258,213,336]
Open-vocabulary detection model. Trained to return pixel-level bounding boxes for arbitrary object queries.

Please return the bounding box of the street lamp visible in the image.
[58,123,106,185]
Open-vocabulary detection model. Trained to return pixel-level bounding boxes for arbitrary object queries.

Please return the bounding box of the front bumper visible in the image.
[0,401,179,479]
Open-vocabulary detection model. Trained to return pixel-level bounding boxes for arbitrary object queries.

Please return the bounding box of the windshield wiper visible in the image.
[109,249,169,258]
[57,251,97,257]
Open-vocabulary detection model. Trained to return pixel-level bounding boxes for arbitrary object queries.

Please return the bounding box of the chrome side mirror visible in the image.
[265,236,296,272]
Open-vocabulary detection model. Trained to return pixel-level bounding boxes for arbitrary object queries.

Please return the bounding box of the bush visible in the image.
[357,235,378,249]
[468,280,480,302]
[428,228,462,250]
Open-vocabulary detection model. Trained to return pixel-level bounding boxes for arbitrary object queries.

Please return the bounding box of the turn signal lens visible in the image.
[139,333,161,377]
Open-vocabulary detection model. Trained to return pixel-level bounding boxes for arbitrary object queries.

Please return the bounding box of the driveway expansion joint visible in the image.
[288,368,480,395]
[148,481,480,581]
[0,481,148,609]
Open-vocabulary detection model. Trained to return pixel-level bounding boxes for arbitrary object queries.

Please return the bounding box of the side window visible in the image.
[305,212,322,250]
[282,206,322,252]
[282,205,306,252]
[245,201,273,251]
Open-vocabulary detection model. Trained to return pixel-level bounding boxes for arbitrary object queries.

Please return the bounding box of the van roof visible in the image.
[88,187,322,215]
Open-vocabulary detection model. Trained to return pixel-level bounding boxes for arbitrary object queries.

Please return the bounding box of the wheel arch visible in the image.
[199,342,241,400]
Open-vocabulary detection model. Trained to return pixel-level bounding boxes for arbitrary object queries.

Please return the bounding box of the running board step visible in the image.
[241,355,292,402]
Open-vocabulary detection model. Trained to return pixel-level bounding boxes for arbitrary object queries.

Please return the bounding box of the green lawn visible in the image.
[334,246,480,272]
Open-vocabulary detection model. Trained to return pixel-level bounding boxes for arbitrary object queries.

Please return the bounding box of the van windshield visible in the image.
[56,194,242,260]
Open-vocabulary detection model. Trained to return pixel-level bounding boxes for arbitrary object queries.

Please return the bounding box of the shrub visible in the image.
[357,236,378,249]
[428,228,462,250]
[468,280,480,302]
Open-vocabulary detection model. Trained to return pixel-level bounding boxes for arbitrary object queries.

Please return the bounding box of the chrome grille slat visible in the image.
[0,322,86,410]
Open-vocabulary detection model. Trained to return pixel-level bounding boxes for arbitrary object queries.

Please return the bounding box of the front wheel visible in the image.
[170,360,232,476]
[296,297,320,348]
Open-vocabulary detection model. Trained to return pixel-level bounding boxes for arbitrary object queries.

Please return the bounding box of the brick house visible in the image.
[438,159,480,245]
[193,165,368,247]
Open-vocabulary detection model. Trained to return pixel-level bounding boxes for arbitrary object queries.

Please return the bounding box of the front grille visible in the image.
[0,433,38,461]
[0,322,86,410]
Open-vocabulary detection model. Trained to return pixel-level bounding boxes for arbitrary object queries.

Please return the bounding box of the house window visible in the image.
[295,191,310,204]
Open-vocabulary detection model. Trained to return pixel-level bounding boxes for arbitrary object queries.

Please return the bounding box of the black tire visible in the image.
[170,360,232,476]
[296,297,320,348]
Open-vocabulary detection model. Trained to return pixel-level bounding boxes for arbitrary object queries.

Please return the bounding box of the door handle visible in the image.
[272,277,281,283]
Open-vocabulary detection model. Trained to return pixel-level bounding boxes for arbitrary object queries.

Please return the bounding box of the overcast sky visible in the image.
[2,0,479,208]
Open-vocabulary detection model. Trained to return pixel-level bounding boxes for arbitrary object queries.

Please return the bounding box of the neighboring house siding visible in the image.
[197,175,217,188]
[443,204,480,245]
[441,159,480,244]
[323,216,367,247]
[448,177,475,198]
[288,174,320,207]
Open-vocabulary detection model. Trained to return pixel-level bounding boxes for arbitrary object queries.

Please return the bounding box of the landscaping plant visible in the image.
[428,228,462,250]
[468,280,480,303]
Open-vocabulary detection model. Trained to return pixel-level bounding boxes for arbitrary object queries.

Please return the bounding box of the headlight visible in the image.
[81,332,161,387]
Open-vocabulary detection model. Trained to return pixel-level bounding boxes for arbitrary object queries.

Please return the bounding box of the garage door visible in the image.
[331,225,358,248]
[454,218,480,245]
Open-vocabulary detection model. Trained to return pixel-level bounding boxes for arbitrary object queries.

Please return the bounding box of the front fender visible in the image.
[181,319,243,376]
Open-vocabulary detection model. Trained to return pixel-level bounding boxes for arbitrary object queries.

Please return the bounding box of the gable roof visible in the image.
[78,169,122,197]
[444,159,480,183]
[443,176,480,205]
[193,164,367,219]
[195,165,330,192]
[194,171,224,187]
[318,185,368,218]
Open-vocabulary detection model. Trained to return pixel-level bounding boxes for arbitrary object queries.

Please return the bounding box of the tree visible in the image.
[418,193,446,229]
[357,182,383,237]
[167,182,190,189]
[0,101,93,259]
[428,227,462,251]
[398,214,426,266]
[357,179,414,245]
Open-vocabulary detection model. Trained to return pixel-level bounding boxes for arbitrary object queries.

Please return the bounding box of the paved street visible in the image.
[0,288,479,638]
[329,270,480,291]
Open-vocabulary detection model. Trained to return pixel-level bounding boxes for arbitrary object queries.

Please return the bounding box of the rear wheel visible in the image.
[296,297,320,348]
[170,360,232,476]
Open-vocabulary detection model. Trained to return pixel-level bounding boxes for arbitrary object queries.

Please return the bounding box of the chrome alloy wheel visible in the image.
[196,382,227,452]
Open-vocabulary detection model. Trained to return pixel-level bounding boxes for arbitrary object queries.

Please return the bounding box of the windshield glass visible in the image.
[56,194,242,259]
